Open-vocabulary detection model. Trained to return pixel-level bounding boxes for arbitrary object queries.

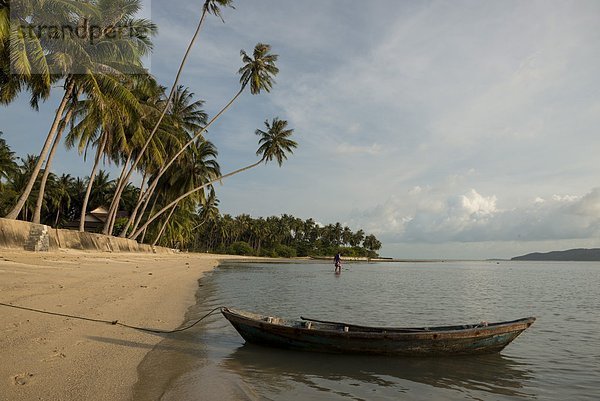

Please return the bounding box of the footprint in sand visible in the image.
[13,372,34,385]
[41,351,66,363]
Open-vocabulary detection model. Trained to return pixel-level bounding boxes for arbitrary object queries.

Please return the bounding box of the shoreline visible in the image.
[0,249,263,401]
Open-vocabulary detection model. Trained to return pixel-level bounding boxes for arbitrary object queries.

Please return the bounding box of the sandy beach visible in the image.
[0,249,234,401]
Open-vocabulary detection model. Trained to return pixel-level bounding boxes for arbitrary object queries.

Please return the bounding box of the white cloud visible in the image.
[351,187,600,245]
[335,143,382,155]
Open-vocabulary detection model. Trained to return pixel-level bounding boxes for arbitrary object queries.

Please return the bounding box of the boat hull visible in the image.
[221,308,535,356]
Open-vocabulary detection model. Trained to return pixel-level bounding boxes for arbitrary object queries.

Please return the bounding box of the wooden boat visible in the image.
[221,307,535,356]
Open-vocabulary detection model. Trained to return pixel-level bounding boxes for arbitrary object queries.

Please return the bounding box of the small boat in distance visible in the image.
[221,307,535,356]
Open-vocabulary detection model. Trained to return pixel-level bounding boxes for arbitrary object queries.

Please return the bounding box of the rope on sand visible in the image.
[0,302,222,334]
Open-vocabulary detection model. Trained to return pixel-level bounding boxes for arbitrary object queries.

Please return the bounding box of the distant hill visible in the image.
[512,248,600,261]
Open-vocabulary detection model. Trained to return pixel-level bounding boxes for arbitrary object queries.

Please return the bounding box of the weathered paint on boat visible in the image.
[221,307,535,356]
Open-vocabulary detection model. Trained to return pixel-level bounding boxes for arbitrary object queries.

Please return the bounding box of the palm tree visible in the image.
[119,42,279,236]
[32,87,80,223]
[31,1,156,225]
[0,131,17,182]
[105,0,235,231]
[88,170,114,209]
[255,118,296,165]
[195,188,220,229]
[67,74,162,231]
[0,0,83,107]
[129,117,297,240]
[1,0,86,217]
[7,154,41,221]
[349,229,365,247]
[120,85,208,236]
[49,173,74,227]
[143,138,220,243]
[102,77,174,235]
[363,234,382,253]
[4,0,156,220]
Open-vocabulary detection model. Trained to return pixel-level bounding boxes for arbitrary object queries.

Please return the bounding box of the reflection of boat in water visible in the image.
[221,307,535,356]
[222,343,534,399]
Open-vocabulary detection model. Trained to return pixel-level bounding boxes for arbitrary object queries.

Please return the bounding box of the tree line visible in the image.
[193,213,382,258]
[0,136,382,256]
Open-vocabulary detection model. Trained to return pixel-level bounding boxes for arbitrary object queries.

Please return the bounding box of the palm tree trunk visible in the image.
[140,226,148,243]
[152,202,178,246]
[4,79,75,220]
[109,6,211,219]
[102,151,132,235]
[54,208,61,228]
[129,187,152,235]
[118,169,148,237]
[130,159,264,240]
[130,86,246,230]
[32,100,77,224]
[140,196,158,244]
[78,133,108,232]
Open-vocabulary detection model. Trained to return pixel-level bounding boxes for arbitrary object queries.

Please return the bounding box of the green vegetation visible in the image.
[0,135,380,256]
[0,1,381,257]
[193,214,382,258]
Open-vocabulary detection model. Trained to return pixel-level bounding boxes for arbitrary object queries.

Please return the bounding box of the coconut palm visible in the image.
[49,173,75,227]
[1,0,84,216]
[363,234,382,252]
[105,0,235,230]
[117,42,279,237]
[30,0,157,224]
[101,77,177,235]
[66,74,162,231]
[106,84,201,235]
[4,0,156,221]
[143,137,219,243]
[0,0,90,107]
[196,188,220,228]
[31,87,80,223]
[239,43,279,95]
[255,118,296,166]
[6,154,41,221]
[350,229,365,247]
[119,85,208,235]
[0,131,17,182]
[129,117,297,240]
[88,170,114,209]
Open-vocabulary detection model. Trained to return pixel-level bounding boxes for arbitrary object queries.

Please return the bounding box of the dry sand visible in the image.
[0,249,238,401]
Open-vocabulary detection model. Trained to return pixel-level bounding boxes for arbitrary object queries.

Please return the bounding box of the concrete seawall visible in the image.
[0,217,171,253]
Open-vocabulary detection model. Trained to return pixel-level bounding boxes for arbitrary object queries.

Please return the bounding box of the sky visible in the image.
[2,0,600,259]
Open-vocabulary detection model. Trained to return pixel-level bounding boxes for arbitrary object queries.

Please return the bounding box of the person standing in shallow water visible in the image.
[334,252,342,274]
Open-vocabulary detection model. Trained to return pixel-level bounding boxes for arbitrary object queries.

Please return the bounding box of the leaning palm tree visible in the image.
[121,43,279,236]
[29,0,156,224]
[4,0,156,220]
[66,74,162,231]
[129,117,297,240]
[144,137,219,243]
[105,0,235,231]
[0,0,82,107]
[2,0,96,217]
[31,87,80,224]
[119,85,208,236]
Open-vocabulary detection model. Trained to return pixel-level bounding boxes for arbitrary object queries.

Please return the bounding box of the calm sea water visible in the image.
[133,261,600,400]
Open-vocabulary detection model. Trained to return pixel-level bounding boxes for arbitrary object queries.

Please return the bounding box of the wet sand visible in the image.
[0,249,244,401]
